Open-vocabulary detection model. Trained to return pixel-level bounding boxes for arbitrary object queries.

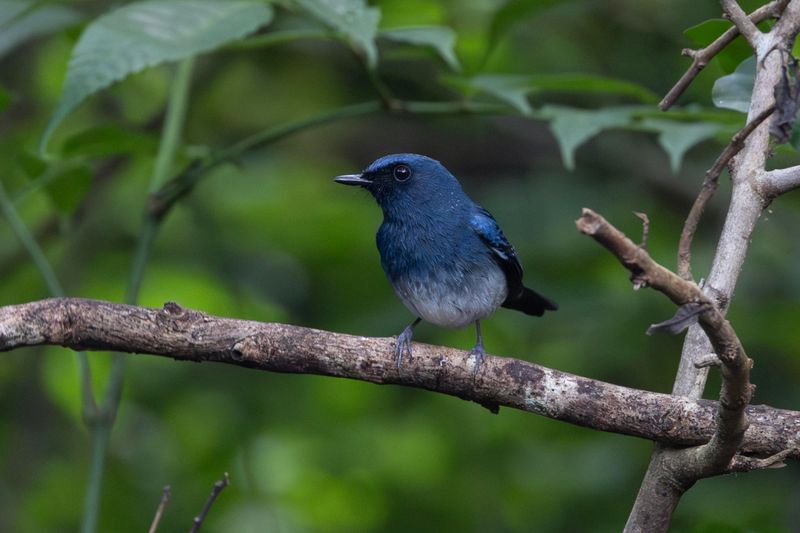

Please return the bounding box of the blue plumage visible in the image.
[335,153,556,368]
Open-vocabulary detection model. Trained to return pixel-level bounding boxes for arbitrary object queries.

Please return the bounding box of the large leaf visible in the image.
[485,0,560,59]
[61,124,158,158]
[45,164,93,214]
[641,119,722,173]
[684,19,751,73]
[16,152,92,213]
[0,1,82,58]
[470,74,534,114]
[469,74,658,115]
[380,26,459,71]
[712,56,755,113]
[295,0,380,69]
[540,105,635,170]
[40,0,274,153]
[528,74,658,103]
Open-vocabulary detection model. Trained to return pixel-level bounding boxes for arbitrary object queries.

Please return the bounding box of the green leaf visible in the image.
[0,1,82,58]
[540,105,635,170]
[295,0,380,69]
[485,0,559,59]
[712,56,754,113]
[0,86,11,114]
[528,74,659,103]
[15,153,92,212]
[641,119,721,173]
[61,124,158,158]
[683,19,751,73]
[40,0,274,154]
[45,164,93,214]
[468,74,658,115]
[470,75,533,114]
[17,151,48,180]
[380,26,459,71]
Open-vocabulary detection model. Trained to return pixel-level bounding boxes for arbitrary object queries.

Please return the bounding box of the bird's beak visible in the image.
[333,173,371,186]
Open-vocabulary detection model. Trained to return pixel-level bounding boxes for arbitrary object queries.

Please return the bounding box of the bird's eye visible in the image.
[393,164,411,182]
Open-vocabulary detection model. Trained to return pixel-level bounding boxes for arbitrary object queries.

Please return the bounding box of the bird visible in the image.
[334,153,557,369]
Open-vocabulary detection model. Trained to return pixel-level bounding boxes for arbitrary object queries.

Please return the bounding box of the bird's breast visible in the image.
[376,220,508,328]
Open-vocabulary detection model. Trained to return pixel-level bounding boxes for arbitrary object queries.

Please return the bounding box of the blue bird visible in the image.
[334,153,557,369]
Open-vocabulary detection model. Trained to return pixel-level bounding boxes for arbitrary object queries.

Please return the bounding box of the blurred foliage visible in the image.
[1,0,800,532]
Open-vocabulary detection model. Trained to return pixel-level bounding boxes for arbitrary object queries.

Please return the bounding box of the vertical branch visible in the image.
[188,473,230,533]
[147,485,171,533]
[79,57,196,533]
[625,1,800,531]
[676,105,774,280]
[0,180,106,520]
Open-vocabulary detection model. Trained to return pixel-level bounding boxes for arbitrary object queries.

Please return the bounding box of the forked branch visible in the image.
[0,297,794,459]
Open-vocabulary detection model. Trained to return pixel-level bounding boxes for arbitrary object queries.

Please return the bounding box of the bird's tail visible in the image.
[502,287,558,317]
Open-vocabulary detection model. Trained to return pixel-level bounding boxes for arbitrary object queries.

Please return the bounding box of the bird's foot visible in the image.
[395,325,414,368]
[469,342,485,374]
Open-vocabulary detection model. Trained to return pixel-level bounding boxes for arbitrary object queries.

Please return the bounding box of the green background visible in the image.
[1,1,800,531]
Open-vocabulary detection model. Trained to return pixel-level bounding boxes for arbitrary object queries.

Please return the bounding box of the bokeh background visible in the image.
[2,0,800,531]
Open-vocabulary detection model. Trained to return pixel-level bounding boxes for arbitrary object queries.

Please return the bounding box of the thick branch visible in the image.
[624,1,800,530]
[761,164,800,198]
[772,0,800,41]
[0,297,796,459]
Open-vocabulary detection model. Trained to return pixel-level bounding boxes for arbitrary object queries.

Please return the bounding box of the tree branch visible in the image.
[772,0,800,42]
[189,473,230,533]
[625,1,800,528]
[147,485,171,533]
[659,0,786,110]
[577,209,752,470]
[0,297,797,459]
[576,208,755,532]
[761,164,800,198]
[677,105,775,280]
[721,0,764,49]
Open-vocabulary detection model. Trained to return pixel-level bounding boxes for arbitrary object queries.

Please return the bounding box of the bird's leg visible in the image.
[470,320,486,372]
[395,317,422,368]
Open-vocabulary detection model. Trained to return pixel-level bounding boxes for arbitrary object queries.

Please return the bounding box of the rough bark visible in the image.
[624,1,800,531]
[1,297,799,459]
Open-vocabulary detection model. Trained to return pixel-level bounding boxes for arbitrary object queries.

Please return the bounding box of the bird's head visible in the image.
[334,153,462,212]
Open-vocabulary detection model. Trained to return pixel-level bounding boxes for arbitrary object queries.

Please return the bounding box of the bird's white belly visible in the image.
[392,267,508,328]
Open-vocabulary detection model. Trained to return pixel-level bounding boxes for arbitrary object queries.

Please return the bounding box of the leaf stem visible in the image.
[0,181,63,297]
[79,57,196,533]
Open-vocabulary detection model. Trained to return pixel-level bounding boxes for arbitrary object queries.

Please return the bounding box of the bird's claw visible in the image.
[469,343,485,374]
[395,326,414,368]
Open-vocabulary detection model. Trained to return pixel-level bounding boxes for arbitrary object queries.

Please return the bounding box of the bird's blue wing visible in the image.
[469,207,524,294]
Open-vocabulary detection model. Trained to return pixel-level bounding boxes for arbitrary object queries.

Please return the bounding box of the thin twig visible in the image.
[189,473,230,533]
[676,105,775,280]
[730,447,798,471]
[633,211,650,249]
[577,208,752,449]
[660,1,786,110]
[0,179,100,433]
[148,99,510,221]
[721,0,764,48]
[79,58,197,533]
[147,485,171,533]
[694,354,722,368]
